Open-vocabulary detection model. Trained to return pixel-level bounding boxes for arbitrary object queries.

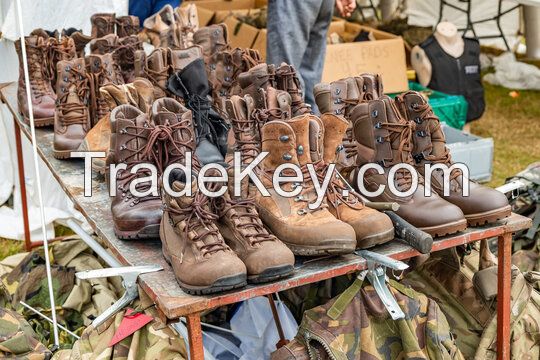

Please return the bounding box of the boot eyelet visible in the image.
[371,110,378,117]
[363,84,367,91]
[63,76,68,82]
[283,154,292,161]
[66,65,71,71]
[334,109,343,115]
[417,130,426,137]
[336,144,344,153]
[297,209,307,215]
[333,98,342,104]
[77,64,81,69]
[94,61,99,67]
[376,136,384,143]
[120,145,126,150]
[294,195,303,202]
[143,122,149,128]
[410,103,418,110]
[414,117,422,124]
[120,128,126,134]
[279,135,289,142]
[297,145,304,155]
[374,122,382,129]
[334,88,341,95]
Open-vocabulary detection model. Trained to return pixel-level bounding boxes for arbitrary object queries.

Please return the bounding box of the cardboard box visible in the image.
[322,24,408,93]
[182,0,258,26]
[213,8,263,24]
[222,15,260,49]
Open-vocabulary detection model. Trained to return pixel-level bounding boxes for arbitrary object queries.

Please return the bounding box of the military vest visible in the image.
[420,35,485,122]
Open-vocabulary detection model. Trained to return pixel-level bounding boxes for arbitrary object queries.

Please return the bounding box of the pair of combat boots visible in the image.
[226,65,394,255]
[109,98,294,294]
[140,4,198,49]
[314,75,510,236]
[90,13,140,39]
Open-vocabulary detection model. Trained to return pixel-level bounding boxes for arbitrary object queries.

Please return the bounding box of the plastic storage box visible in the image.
[442,124,493,182]
[393,82,468,130]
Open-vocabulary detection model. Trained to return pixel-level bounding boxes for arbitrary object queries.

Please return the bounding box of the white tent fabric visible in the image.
[406,0,521,50]
[0,0,127,241]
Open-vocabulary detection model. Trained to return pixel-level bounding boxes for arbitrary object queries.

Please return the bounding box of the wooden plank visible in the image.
[1,82,532,321]
[497,232,512,360]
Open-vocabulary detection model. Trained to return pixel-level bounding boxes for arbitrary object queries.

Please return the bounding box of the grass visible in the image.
[471,82,540,187]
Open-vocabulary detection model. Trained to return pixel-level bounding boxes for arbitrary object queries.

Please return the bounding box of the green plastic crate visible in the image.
[390,82,468,129]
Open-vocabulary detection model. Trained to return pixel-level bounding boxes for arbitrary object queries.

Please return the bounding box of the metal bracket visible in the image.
[76,265,162,328]
[356,250,408,320]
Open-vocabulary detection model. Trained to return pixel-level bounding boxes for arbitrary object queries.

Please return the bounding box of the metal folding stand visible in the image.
[0,81,531,360]
[437,0,521,51]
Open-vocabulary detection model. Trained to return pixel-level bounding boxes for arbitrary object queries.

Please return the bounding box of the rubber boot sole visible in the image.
[178,274,247,295]
[53,149,74,159]
[284,238,356,256]
[248,264,294,284]
[356,227,395,249]
[420,218,468,238]
[465,205,512,226]
[115,223,160,240]
[24,115,54,127]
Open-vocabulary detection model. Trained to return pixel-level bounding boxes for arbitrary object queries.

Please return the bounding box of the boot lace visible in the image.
[27,42,52,96]
[165,185,227,256]
[231,116,262,164]
[56,66,90,126]
[276,68,311,115]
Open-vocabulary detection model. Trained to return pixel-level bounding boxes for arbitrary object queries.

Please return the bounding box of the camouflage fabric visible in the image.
[53,287,187,360]
[0,238,122,349]
[0,307,51,359]
[272,276,464,360]
[403,245,540,359]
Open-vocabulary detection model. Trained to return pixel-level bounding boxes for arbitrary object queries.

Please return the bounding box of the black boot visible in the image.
[167,58,229,165]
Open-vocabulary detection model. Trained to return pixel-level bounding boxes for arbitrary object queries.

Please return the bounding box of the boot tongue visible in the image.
[131,78,155,112]
[148,49,167,71]
[345,77,361,101]
[362,74,383,99]
[130,113,150,161]
[382,97,405,125]
[287,115,311,165]
[266,87,291,119]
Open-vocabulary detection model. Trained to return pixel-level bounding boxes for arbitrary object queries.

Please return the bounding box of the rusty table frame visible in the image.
[1,82,531,360]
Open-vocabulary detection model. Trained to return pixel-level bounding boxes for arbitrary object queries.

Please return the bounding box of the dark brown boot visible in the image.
[134,47,169,99]
[275,63,311,117]
[114,35,143,83]
[225,94,261,165]
[107,105,162,239]
[395,91,511,226]
[85,53,125,126]
[116,15,140,37]
[238,63,276,110]
[89,34,119,55]
[15,35,56,127]
[53,58,91,159]
[78,79,155,174]
[349,96,467,237]
[91,13,116,38]
[175,3,199,48]
[212,169,294,283]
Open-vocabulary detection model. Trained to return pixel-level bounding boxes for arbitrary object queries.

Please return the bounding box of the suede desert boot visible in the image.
[349,96,467,237]
[160,169,247,294]
[53,58,91,159]
[114,35,144,83]
[175,3,199,48]
[62,28,92,57]
[134,47,170,99]
[193,23,229,63]
[108,105,162,239]
[116,15,140,37]
[141,4,179,48]
[225,94,262,165]
[89,34,119,55]
[238,62,276,110]
[275,63,311,117]
[396,91,511,225]
[91,13,116,38]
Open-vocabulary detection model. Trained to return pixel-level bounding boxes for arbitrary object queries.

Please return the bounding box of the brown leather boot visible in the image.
[193,24,229,63]
[141,4,179,48]
[169,46,204,74]
[238,63,276,109]
[256,116,357,255]
[315,113,394,248]
[78,79,155,174]
[53,58,91,159]
[15,35,56,127]
[160,174,247,294]
[175,3,199,48]
[213,169,294,283]
[62,28,92,57]
[89,34,119,55]
[225,94,261,165]
[91,13,116,38]
[108,105,162,239]
[116,15,140,37]
[395,91,511,226]
[134,48,169,99]
[113,35,143,83]
[275,63,311,117]
[85,53,125,126]
[349,96,467,237]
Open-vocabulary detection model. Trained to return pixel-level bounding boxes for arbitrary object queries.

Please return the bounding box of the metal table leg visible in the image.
[497,232,512,360]
[186,312,204,360]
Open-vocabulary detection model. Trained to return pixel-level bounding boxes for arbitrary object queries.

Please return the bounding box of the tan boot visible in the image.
[116,15,140,37]
[395,91,510,226]
[134,48,170,99]
[193,24,229,63]
[77,78,155,174]
[114,35,144,83]
[141,4,179,48]
[53,58,91,159]
[256,117,356,255]
[89,34,119,55]
[175,3,199,48]
[91,13,116,38]
[275,63,311,117]
[62,28,92,57]
[316,113,394,248]
[213,170,294,283]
